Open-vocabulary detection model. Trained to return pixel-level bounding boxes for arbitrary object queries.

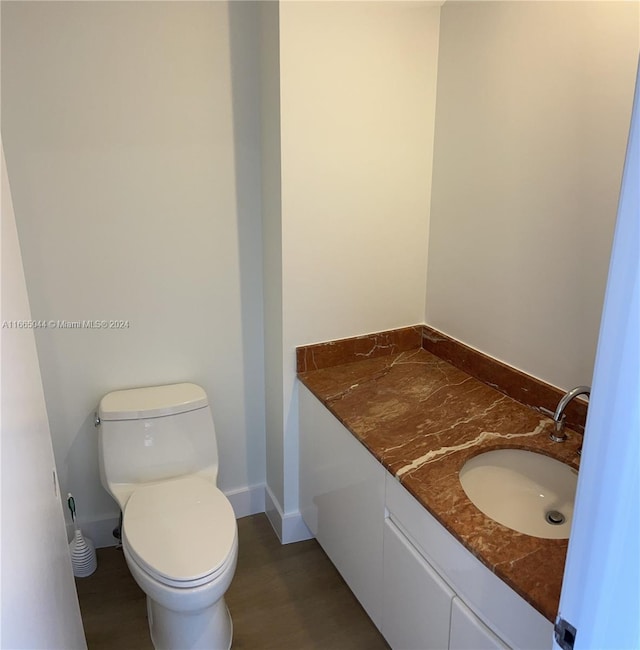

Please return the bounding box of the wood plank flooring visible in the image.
[75,514,389,650]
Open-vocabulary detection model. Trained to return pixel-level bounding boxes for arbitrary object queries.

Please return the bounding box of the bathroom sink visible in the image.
[459,449,578,539]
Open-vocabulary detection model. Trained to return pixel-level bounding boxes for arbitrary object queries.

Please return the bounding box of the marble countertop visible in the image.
[298,347,582,623]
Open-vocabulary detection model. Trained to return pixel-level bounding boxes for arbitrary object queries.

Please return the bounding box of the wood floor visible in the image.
[76,514,389,650]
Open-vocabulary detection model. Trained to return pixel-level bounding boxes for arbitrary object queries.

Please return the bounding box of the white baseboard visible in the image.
[71,484,311,550]
[225,483,265,519]
[265,484,313,544]
[67,514,120,549]
[73,483,268,549]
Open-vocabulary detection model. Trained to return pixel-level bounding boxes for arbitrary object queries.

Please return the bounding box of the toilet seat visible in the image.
[122,475,237,588]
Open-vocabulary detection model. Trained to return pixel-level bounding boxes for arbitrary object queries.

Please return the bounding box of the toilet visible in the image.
[97,382,238,650]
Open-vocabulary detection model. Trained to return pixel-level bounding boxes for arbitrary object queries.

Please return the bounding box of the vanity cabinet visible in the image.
[298,385,553,649]
[449,598,508,650]
[298,384,386,627]
[382,513,509,650]
[384,472,551,650]
[381,518,454,649]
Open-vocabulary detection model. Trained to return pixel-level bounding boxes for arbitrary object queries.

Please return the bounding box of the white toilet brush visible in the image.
[67,493,97,578]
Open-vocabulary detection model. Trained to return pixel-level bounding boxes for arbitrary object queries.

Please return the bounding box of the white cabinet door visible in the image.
[450,597,509,650]
[385,475,552,650]
[382,518,454,650]
[299,384,386,628]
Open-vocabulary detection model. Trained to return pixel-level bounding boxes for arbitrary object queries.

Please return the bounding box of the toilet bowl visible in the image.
[97,383,238,650]
[122,475,237,650]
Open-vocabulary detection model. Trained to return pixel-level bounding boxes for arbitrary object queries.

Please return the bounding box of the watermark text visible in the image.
[2,319,130,330]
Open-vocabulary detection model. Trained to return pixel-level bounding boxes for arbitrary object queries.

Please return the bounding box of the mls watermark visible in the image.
[2,319,130,330]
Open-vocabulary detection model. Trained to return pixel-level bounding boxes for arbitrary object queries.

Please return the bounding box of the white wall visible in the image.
[426,1,639,390]
[260,1,286,521]
[1,141,86,649]
[1,1,265,543]
[7,0,633,553]
[281,0,440,347]
[277,1,441,520]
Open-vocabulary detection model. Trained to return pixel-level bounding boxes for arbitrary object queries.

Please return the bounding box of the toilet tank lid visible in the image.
[99,383,208,421]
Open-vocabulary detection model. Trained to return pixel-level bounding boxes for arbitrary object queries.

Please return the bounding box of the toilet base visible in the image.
[147,595,232,650]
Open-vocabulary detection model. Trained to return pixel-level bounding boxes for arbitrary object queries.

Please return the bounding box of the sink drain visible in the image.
[545,510,566,525]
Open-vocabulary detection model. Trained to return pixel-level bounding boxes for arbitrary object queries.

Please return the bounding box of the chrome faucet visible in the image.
[547,385,591,443]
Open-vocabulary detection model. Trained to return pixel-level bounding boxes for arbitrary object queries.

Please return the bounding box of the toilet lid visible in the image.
[123,475,236,584]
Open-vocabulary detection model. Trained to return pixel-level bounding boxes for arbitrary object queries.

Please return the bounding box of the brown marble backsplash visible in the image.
[296,324,587,434]
[296,325,423,373]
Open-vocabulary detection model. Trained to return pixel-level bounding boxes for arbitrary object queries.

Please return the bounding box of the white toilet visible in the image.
[97,382,238,650]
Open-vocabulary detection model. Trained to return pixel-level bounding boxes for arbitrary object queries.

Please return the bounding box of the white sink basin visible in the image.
[459,449,578,539]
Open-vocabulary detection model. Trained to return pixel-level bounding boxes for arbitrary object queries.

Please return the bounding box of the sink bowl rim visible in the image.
[458,447,579,539]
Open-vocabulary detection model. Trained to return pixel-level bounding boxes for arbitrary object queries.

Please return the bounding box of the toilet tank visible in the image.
[97,383,220,508]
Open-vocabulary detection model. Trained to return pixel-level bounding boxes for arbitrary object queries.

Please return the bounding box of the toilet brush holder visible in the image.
[69,529,97,578]
[67,493,97,578]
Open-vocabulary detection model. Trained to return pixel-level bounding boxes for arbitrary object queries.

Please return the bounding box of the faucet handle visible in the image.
[539,407,555,419]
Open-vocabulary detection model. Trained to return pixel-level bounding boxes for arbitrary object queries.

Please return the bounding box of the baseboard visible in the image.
[67,514,120,549]
[264,486,282,540]
[74,483,267,549]
[265,484,313,544]
[225,483,266,519]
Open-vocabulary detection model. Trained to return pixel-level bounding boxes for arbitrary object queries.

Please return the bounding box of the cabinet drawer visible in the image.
[450,597,508,650]
[385,475,552,650]
[382,518,454,650]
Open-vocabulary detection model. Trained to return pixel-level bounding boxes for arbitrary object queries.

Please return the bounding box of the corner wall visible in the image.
[277,1,441,525]
[426,1,639,390]
[260,0,287,528]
